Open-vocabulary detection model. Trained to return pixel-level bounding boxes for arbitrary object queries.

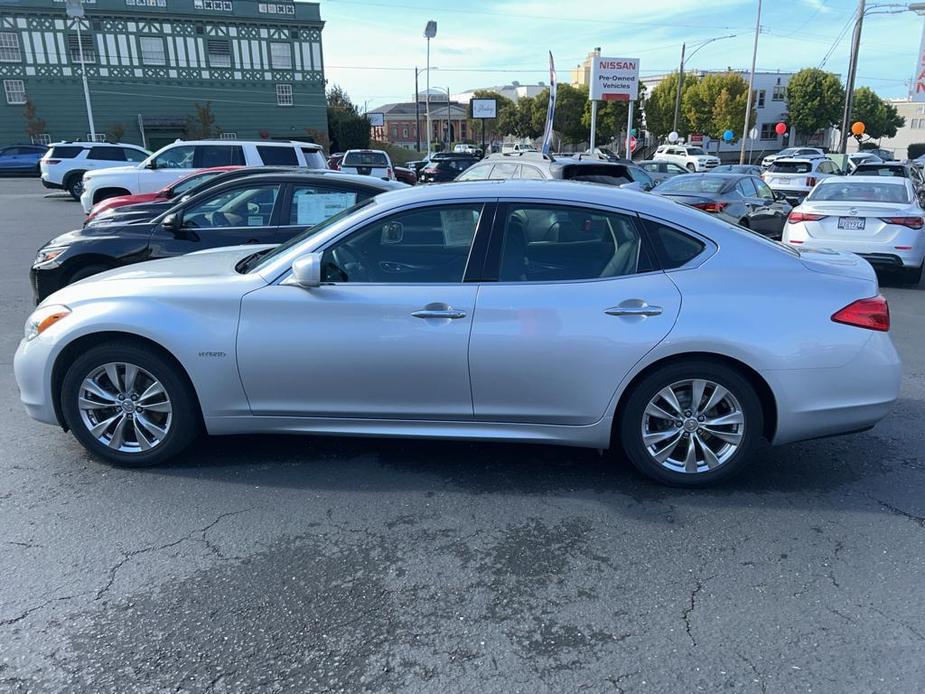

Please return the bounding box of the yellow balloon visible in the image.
[851,121,866,136]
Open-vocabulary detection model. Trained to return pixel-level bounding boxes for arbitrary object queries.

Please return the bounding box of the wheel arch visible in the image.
[63,169,86,188]
[51,331,204,431]
[59,254,117,284]
[611,351,778,444]
[92,187,132,205]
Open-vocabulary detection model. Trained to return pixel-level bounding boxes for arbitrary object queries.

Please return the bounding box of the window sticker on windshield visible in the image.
[296,191,357,225]
[248,215,264,226]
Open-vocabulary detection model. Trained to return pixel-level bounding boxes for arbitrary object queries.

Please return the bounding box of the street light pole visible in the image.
[838,0,866,153]
[672,42,686,135]
[414,66,421,152]
[65,0,96,140]
[740,0,762,164]
[446,87,451,148]
[424,20,437,155]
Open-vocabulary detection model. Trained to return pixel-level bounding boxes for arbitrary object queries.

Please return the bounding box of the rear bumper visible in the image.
[40,175,63,190]
[784,231,925,270]
[763,330,901,446]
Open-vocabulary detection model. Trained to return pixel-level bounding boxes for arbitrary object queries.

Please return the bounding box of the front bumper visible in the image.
[14,334,60,427]
[764,330,901,446]
[29,266,68,306]
[79,188,93,213]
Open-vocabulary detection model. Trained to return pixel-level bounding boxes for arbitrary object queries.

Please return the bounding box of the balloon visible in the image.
[668,131,679,143]
[851,121,865,136]
[775,122,787,136]
[723,129,734,142]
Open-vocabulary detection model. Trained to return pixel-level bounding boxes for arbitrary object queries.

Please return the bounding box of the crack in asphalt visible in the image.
[94,509,252,601]
[869,496,925,528]
[681,574,715,648]
[0,594,80,627]
[736,651,767,694]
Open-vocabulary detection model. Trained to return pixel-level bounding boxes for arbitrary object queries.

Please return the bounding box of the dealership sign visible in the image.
[913,22,925,101]
[590,57,640,101]
[470,98,498,119]
[367,112,385,127]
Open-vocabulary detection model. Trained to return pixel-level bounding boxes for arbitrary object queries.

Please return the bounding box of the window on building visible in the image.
[0,33,22,62]
[207,38,231,67]
[772,85,786,101]
[220,132,238,139]
[759,123,778,140]
[276,83,293,106]
[756,89,765,108]
[391,126,398,139]
[3,79,25,105]
[67,33,96,63]
[88,133,108,142]
[913,118,919,129]
[402,127,408,139]
[139,37,166,65]
[270,42,292,69]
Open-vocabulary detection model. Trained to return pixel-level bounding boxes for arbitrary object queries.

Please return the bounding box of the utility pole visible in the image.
[839,0,866,154]
[739,0,762,164]
[446,87,451,148]
[414,66,421,152]
[65,0,95,140]
[672,42,686,135]
[424,21,437,155]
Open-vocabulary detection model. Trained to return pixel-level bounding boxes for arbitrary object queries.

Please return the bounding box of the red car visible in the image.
[84,165,243,224]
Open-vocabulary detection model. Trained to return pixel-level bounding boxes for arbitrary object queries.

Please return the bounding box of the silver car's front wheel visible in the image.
[620,361,763,486]
[78,362,173,453]
[641,379,744,474]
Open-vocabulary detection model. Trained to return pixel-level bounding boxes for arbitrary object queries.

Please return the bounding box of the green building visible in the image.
[0,0,327,150]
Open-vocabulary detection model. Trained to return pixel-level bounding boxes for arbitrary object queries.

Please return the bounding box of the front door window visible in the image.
[182,184,281,228]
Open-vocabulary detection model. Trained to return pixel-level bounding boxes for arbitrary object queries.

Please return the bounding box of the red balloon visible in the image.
[775,122,787,135]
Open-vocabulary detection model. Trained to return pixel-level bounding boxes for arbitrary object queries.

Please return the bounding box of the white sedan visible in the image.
[782,176,925,284]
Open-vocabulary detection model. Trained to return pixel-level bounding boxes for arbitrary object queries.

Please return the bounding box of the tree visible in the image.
[185,102,218,139]
[325,84,369,151]
[682,72,754,141]
[465,89,515,145]
[529,84,590,145]
[581,82,647,145]
[106,122,125,143]
[786,68,844,143]
[499,95,542,140]
[851,86,905,140]
[644,72,699,139]
[22,99,46,142]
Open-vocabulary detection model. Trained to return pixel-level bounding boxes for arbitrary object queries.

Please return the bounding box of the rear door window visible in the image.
[124,148,148,163]
[48,146,83,159]
[735,178,757,197]
[194,145,246,167]
[301,147,327,168]
[257,145,298,166]
[645,221,707,269]
[88,146,127,161]
[520,165,545,180]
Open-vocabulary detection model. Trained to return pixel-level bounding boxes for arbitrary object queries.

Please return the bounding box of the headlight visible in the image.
[33,247,68,269]
[24,304,70,341]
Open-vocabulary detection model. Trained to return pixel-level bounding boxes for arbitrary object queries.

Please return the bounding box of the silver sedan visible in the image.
[15,180,901,486]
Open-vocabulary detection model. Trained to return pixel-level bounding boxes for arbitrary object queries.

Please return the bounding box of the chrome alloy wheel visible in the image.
[641,379,745,474]
[77,362,172,453]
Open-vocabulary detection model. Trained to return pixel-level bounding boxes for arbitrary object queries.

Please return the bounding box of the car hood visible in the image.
[42,222,157,248]
[84,164,140,179]
[43,245,272,307]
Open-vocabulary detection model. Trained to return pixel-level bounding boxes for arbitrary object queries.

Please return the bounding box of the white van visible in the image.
[501,143,537,154]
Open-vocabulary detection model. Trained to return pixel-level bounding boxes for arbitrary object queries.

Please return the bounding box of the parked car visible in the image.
[851,161,925,199]
[84,166,243,225]
[782,176,925,284]
[16,180,899,487]
[79,140,327,212]
[863,147,894,161]
[40,142,150,200]
[455,152,656,191]
[761,147,826,169]
[710,164,763,176]
[501,143,536,154]
[393,166,418,186]
[654,144,720,172]
[0,144,47,175]
[653,173,792,238]
[327,153,344,170]
[418,154,480,183]
[638,159,690,184]
[84,166,299,228]
[761,156,842,203]
[338,149,394,181]
[846,152,882,172]
[30,171,405,302]
[453,144,480,155]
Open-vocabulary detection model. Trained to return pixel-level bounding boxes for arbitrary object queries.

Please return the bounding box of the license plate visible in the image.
[838,217,865,230]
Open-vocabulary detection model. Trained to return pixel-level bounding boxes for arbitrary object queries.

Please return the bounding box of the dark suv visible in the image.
[454,152,656,191]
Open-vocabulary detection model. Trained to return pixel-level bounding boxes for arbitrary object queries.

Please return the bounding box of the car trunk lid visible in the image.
[801,202,912,242]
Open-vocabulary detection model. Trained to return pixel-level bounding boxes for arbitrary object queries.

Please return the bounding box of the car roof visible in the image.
[49,141,145,148]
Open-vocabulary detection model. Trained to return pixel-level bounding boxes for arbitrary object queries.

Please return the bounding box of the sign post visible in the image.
[470,98,497,156]
[913,16,925,101]
[589,56,640,159]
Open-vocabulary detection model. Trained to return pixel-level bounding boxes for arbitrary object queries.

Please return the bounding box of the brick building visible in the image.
[370,92,469,151]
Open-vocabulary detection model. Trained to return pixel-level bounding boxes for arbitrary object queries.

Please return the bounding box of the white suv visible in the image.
[338,149,394,180]
[40,142,150,200]
[80,140,327,212]
[761,147,825,169]
[761,156,842,203]
[653,144,720,171]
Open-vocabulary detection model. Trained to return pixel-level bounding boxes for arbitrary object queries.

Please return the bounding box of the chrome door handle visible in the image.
[605,305,663,317]
[412,308,467,319]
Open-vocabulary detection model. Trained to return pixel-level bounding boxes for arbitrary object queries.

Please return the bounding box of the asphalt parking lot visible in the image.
[1,177,923,693]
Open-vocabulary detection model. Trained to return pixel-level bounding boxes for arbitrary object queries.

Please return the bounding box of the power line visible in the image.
[819,11,857,67]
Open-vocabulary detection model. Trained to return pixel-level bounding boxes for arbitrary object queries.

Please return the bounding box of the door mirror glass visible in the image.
[286,252,323,288]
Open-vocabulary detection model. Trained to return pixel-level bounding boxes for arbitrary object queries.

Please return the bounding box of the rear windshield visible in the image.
[656,175,728,194]
[769,161,812,174]
[559,163,628,181]
[808,181,909,203]
[854,165,907,177]
[48,146,83,159]
[343,151,388,168]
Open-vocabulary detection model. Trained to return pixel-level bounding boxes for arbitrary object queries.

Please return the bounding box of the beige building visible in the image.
[570,48,601,88]
[851,99,923,159]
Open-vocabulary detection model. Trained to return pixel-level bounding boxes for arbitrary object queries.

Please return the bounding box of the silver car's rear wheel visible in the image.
[78,362,173,453]
[641,379,744,474]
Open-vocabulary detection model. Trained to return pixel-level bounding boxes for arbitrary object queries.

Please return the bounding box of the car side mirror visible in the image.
[285,252,323,288]
[145,159,157,170]
[161,213,180,231]
[773,191,787,202]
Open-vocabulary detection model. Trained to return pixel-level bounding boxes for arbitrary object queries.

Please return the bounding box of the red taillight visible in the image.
[386,167,394,179]
[45,159,60,165]
[805,176,817,187]
[788,211,827,224]
[831,295,890,332]
[691,201,728,213]
[788,239,804,244]
[880,216,924,229]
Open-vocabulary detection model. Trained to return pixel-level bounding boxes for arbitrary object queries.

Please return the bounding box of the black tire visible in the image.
[618,360,764,487]
[902,263,923,286]
[65,172,86,201]
[61,342,200,467]
[67,263,110,287]
[686,162,696,172]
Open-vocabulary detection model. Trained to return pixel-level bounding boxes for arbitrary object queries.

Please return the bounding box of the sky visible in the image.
[316,0,920,110]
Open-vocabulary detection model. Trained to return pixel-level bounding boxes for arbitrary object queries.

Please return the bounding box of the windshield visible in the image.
[685,147,707,156]
[769,161,812,174]
[245,197,376,274]
[171,170,226,195]
[656,175,728,194]
[808,181,909,203]
[343,151,388,168]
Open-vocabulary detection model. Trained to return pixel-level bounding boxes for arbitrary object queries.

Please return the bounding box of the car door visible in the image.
[752,177,790,237]
[276,182,378,242]
[236,201,490,419]
[148,181,284,259]
[468,202,682,425]
[733,177,772,234]
[146,144,198,191]
[0,147,18,171]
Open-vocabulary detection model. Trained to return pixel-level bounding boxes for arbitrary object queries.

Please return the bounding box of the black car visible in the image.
[31,172,405,302]
[851,161,925,196]
[419,155,480,183]
[653,173,792,238]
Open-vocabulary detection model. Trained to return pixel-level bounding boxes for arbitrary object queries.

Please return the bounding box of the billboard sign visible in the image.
[471,98,497,119]
[590,56,640,101]
[367,112,385,127]
[913,21,925,101]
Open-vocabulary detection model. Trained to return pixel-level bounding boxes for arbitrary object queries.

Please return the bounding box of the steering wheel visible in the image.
[331,244,368,282]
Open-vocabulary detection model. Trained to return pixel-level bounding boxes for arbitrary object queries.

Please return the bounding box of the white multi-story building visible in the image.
[451,81,546,105]
[850,99,921,159]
